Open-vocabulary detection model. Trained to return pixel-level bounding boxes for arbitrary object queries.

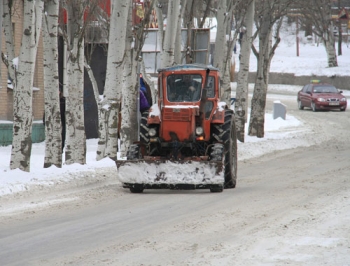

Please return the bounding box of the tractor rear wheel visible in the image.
[140,111,150,144]
[211,109,238,189]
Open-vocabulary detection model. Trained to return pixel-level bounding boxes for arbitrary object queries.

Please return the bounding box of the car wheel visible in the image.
[311,102,317,112]
[297,100,304,110]
[340,107,346,112]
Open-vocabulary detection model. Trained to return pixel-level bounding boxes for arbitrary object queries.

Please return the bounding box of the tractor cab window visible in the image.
[167,74,202,102]
[206,76,215,98]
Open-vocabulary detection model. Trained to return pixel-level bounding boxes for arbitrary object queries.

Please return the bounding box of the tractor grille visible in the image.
[163,108,191,121]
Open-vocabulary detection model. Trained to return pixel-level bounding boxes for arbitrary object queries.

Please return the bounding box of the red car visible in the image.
[297,81,347,112]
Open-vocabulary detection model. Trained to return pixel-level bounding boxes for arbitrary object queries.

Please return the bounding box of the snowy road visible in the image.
[0,91,350,265]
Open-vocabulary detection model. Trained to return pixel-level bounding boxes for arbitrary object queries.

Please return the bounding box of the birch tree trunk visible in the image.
[213,0,227,74]
[220,42,233,106]
[64,3,86,165]
[248,0,289,138]
[43,0,62,168]
[321,2,337,67]
[155,1,164,53]
[160,0,180,67]
[248,28,270,138]
[235,0,255,142]
[323,31,338,67]
[1,1,16,86]
[0,4,2,82]
[248,5,278,138]
[119,4,138,157]
[184,0,194,64]
[174,0,186,64]
[213,0,234,105]
[10,0,44,172]
[96,0,130,161]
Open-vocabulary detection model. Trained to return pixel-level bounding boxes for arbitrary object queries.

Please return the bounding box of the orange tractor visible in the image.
[117,64,237,193]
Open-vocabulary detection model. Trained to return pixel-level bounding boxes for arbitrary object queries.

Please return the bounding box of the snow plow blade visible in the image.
[115,158,224,192]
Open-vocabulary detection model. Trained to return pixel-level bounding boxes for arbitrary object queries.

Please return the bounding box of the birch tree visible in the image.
[213,0,228,76]
[97,0,155,159]
[235,0,255,142]
[62,1,87,165]
[160,0,181,67]
[119,0,156,157]
[119,5,138,156]
[4,0,44,172]
[174,0,187,64]
[43,0,62,168]
[0,4,3,82]
[1,1,16,86]
[96,0,130,161]
[297,0,338,67]
[248,0,291,138]
[183,0,194,64]
[84,3,110,122]
[213,0,240,106]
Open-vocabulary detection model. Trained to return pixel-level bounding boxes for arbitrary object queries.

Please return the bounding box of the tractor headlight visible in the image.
[149,128,157,137]
[195,126,204,136]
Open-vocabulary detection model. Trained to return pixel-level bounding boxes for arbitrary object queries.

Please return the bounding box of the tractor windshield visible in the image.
[166,74,202,102]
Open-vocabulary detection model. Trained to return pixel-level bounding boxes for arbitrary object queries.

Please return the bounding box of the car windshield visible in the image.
[166,74,202,102]
[313,85,338,93]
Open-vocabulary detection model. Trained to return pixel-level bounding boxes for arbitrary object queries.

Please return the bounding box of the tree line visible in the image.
[1,0,343,172]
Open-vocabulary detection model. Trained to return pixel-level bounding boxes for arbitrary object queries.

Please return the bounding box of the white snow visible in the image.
[149,103,160,116]
[1,31,350,197]
[118,160,224,184]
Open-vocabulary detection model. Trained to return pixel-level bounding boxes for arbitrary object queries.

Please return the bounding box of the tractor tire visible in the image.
[311,102,317,112]
[126,144,141,160]
[211,109,238,189]
[140,111,150,144]
[210,143,224,161]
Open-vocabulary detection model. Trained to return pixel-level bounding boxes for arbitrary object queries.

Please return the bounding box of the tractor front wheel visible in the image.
[211,110,238,189]
[126,144,141,160]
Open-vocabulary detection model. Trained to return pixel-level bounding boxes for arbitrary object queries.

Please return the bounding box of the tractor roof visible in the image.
[157,64,219,73]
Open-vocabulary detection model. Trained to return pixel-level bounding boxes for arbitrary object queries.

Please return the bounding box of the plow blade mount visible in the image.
[116,159,224,192]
